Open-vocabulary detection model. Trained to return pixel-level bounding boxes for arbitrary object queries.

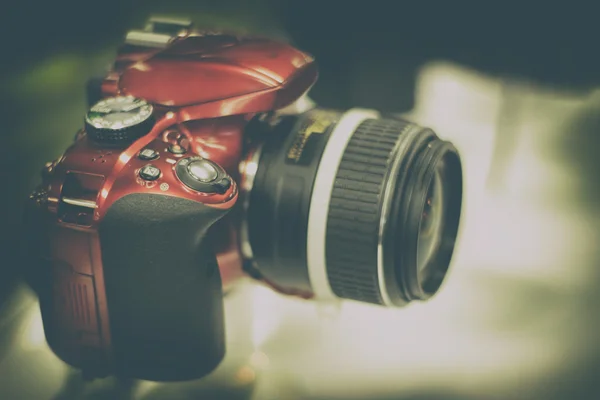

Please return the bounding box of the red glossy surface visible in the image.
[105,34,318,119]
[180,115,248,172]
[113,44,164,72]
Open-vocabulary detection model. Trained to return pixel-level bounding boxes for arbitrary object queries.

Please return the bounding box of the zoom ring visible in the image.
[326,118,411,304]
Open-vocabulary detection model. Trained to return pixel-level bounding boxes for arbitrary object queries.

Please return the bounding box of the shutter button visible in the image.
[175,156,230,194]
[188,160,218,183]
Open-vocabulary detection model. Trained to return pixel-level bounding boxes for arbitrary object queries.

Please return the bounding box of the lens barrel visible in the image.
[247,109,462,307]
[323,116,462,306]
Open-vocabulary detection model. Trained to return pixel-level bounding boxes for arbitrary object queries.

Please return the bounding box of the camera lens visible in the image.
[246,109,462,306]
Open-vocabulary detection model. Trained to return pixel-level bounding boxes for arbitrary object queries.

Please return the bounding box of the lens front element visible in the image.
[417,169,444,279]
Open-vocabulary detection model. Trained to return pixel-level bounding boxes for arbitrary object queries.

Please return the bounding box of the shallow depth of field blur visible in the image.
[1,3,599,399]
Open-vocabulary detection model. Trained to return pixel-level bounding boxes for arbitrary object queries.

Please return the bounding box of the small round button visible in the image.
[139,165,161,181]
[165,130,181,142]
[213,177,232,194]
[138,148,159,161]
[175,156,232,194]
[168,144,187,154]
[188,160,218,183]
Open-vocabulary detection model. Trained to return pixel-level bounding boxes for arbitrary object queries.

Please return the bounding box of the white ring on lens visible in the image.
[306,108,380,302]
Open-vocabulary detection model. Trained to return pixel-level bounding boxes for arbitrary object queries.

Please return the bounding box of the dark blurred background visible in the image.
[1,1,600,399]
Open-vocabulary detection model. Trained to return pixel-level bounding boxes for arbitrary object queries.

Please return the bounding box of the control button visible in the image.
[188,160,218,182]
[138,148,159,161]
[165,130,181,142]
[139,165,161,181]
[213,177,232,194]
[168,144,187,154]
[175,156,232,194]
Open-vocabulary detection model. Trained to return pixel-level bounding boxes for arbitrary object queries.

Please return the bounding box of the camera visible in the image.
[24,17,463,382]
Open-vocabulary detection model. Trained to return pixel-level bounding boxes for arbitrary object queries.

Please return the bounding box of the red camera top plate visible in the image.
[104,34,318,120]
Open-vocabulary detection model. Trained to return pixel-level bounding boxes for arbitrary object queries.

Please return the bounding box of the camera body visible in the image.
[26,19,317,380]
[26,17,463,382]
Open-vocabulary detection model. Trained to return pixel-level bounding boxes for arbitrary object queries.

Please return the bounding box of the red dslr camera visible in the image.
[25,17,463,381]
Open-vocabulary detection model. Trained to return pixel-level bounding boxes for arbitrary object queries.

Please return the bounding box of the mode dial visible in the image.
[85,96,155,145]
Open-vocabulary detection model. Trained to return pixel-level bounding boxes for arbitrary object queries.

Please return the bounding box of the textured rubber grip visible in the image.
[325,118,411,304]
[99,193,228,381]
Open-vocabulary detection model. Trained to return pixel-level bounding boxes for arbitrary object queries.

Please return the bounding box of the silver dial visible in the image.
[85,96,153,131]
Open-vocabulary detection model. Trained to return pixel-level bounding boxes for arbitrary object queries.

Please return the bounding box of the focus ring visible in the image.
[326,118,411,305]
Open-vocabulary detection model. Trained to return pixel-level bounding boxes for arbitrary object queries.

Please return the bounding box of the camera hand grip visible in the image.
[98,193,228,381]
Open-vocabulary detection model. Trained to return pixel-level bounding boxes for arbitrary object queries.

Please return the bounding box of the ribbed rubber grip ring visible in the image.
[325,118,411,304]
